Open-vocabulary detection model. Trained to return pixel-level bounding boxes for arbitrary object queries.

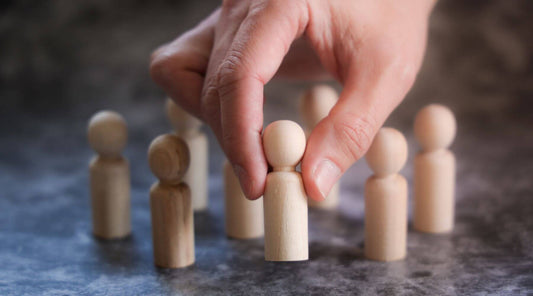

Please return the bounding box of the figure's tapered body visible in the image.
[183,132,208,211]
[224,161,264,239]
[364,174,407,261]
[264,171,308,261]
[414,149,455,233]
[150,182,194,268]
[90,156,131,239]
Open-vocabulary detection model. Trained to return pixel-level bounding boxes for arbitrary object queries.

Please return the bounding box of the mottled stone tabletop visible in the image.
[1,1,532,295]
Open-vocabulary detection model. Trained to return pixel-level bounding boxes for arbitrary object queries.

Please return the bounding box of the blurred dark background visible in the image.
[1,1,533,294]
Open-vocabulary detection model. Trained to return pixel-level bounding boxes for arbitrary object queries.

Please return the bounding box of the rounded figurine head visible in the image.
[166,98,202,133]
[365,128,407,177]
[263,120,306,170]
[88,110,127,158]
[148,134,190,184]
[299,85,338,128]
[414,104,456,152]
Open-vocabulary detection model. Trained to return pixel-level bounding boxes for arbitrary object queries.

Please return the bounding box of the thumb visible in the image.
[301,58,417,201]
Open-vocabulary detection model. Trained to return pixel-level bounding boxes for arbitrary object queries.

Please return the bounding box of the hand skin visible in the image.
[150,0,436,201]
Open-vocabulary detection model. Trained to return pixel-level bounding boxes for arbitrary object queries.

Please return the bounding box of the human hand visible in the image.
[150,0,435,201]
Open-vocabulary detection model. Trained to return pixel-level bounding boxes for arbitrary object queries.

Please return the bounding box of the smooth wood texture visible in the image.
[223,161,264,239]
[364,127,408,261]
[166,98,209,211]
[364,175,407,261]
[148,133,194,268]
[414,104,456,152]
[183,132,208,211]
[300,85,340,209]
[264,172,308,261]
[365,128,408,178]
[166,98,202,136]
[89,156,131,239]
[148,134,189,185]
[262,120,308,261]
[299,84,338,129]
[414,150,456,233]
[150,182,194,268]
[88,110,130,239]
[263,120,306,171]
[413,104,456,233]
[88,110,127,159]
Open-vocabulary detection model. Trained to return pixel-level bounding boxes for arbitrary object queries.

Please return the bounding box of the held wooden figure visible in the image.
[88,110,131,239]
[166,98,208,211]
[148,134,194,268]
[413,104,456,233]
[299,85,340,209]
[263,120,308,261]
[364,128,408,261]
[224,160,264,239]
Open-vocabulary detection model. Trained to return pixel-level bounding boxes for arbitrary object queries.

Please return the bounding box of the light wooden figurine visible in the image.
[224,160,264,239]
[88,110,131,239]
[263,120,308,261]
[364,128,408,261]
[166,98,208,211]
[148,134,194,268]
[413,104,456,233]
[299,85,340,209]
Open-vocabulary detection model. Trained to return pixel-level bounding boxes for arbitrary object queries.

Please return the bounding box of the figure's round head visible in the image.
[148,134,190,184]
[414,104,456,151]
[88,110,127,158]
[365,128,408,177]
[263,120,306,169]
[166,98,202,133]
[299,85,338,128]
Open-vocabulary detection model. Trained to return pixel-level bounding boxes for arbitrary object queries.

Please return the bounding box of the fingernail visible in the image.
[312,159,341,200]
[234,164,253,198]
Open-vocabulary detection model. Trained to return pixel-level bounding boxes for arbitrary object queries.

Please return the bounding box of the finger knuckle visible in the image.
[201,85,219,117]
[332,116,376,161]
[216,51,247,98]
[149,49,170,86]
[149,49,187,87]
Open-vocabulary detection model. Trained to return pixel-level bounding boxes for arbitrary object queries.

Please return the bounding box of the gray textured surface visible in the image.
[1,1,533,295]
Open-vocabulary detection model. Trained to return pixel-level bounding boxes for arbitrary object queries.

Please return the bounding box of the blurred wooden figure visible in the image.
[299,85,340,209]
[88,110,131,239]
[148,134,194,268]
[364,128,408,261]
[263,120,308,261]
[166,98,208,211]
[224,160,264,239]
[413,104,456,233]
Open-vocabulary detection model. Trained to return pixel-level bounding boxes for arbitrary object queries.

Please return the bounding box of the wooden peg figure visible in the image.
[224,160,264,239]
[364,128,408,261]
[263,120,308,261]
[299,85,339,209]
[166,98,208,211]
[413,104,456,233]
[148,134,194,268]
[88,110,131,239]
